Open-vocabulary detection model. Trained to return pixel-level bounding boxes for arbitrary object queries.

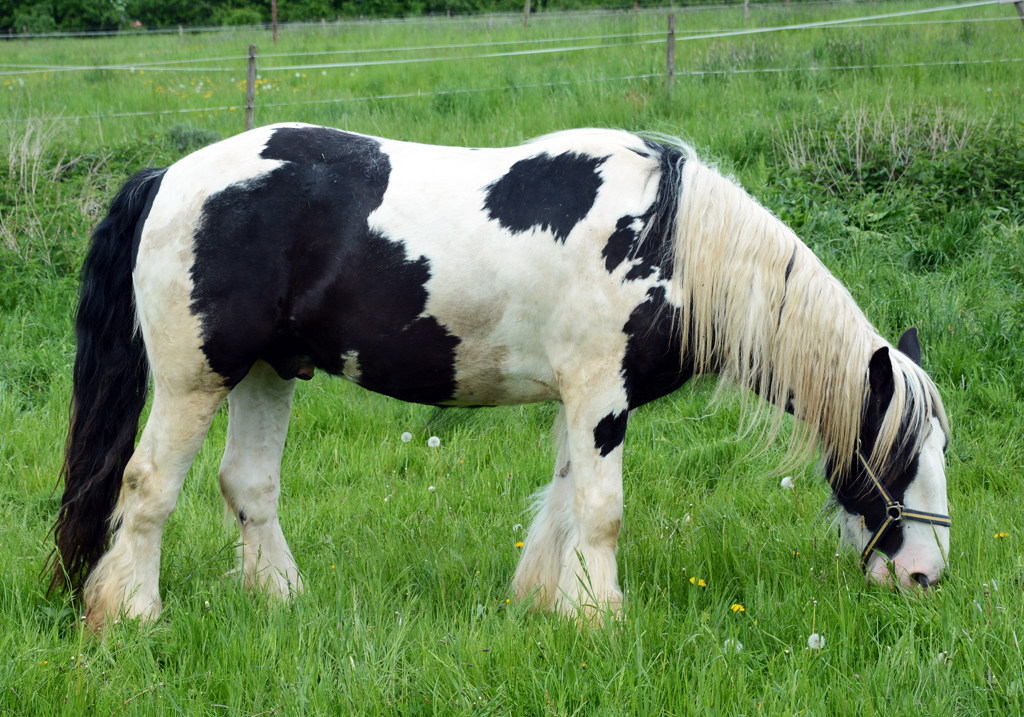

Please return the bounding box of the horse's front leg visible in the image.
[515,383,629,624]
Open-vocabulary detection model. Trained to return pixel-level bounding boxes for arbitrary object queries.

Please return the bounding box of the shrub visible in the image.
[166,124,221,153]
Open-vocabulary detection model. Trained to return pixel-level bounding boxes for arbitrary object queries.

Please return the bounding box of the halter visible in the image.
[855,449,952,572]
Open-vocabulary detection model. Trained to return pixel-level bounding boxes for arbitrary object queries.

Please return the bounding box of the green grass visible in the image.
[2,1,1023,714]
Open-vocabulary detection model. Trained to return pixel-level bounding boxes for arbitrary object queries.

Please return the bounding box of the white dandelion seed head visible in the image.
[683,513,692,523]
[936,650,949,664]
[724,638,743,654]
[428,436,441,448]
[204,600,210,609]
[807,633,824,650]
[781,476,795,490]
[401,431,412,443]
[322,70,327,75]
[428,485,436,493]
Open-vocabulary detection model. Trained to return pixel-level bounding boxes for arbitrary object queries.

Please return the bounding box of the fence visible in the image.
[0,0,1019,129]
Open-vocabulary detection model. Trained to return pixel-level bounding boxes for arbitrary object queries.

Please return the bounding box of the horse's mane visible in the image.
[648,138,947,478]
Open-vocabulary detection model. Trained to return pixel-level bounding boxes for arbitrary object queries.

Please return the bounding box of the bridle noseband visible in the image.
[854,449,952,572]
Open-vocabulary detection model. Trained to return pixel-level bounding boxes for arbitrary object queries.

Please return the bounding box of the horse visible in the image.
[50,124,951,633]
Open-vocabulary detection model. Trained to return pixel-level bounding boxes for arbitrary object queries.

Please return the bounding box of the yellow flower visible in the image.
[689,577,706,587]
[505,599,510,604]
[731,603,745,612]
[515,541,524,548]
[994,532,1009,539]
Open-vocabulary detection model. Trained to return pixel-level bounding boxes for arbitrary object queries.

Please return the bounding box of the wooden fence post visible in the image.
[1001,0,1024,28]
[178,25,183,43]
[23,25,28,44]
[666,12,676,96]
[244,44,257,132]
[524,0,530,29]
[744,0,750,22]
[272,0,278,44]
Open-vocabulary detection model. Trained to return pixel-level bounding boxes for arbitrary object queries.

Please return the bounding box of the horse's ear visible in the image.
[868,346,895,411]
[897,327,921,366]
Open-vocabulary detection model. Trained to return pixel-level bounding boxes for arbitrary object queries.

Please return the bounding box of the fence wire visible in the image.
[0,0,1007,77]
[2,56,1018,126]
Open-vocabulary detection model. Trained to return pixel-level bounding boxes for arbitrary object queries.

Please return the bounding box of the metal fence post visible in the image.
[666,12,676,96]
[524,0,530,29]
[244,44,257,132]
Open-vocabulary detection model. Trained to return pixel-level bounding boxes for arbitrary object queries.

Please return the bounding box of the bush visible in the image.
[12,3,56,33]
[213,7,264,25]
[166,124,221,153]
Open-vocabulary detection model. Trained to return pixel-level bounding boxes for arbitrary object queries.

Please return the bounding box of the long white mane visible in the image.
[666,150,947,476]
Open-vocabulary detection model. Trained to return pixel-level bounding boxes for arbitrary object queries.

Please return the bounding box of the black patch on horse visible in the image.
[602,216,639,272]
[189,126,459,403]
[620,286,693,410]
[483,151,607,243]
[594,410,629,456]
[601,142,685,282]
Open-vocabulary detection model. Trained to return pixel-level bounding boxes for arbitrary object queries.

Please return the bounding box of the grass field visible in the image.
[2,1,1024,714]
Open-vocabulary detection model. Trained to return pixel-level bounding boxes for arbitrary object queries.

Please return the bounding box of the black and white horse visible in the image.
[52,125,951,632]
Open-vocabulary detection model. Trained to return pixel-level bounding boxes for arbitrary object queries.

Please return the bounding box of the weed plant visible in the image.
[1,1,1022,714]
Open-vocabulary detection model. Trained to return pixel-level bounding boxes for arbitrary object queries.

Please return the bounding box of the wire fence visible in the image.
[0,0,1016,126]
[0,0,1006,77]
[3,56,1017,126]
[0,0,893,40]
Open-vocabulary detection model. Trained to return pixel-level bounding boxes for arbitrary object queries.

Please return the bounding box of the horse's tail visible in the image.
[50,167,166,594]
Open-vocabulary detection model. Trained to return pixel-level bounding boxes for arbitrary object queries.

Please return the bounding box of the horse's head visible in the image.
[830,328,950,589]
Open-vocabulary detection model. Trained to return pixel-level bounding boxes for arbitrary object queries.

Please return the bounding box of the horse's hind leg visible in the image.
[218,360,302,597]
[84,381,227,632]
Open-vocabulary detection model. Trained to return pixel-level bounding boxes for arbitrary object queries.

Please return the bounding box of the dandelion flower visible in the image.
[994,532,1009,539]
[781,476,795,490]
[428,485,436,493]
[204,600,210,610]
[401,431,412,443]
[807,633,824,650]
[724,638,743,654]
[515,541,524,549]
[689,577,706,587]
[428,436,441,448]
[731,603,745,612]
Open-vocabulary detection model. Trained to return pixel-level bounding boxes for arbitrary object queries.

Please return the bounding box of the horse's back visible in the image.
[135,124,680,407]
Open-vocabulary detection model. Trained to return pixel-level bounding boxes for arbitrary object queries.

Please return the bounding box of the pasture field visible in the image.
[1,1,1023,714]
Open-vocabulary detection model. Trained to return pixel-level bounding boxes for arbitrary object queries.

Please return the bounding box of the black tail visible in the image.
[49,167,167,594]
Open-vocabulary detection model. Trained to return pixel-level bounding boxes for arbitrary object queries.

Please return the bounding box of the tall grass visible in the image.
[1,1,1023,714]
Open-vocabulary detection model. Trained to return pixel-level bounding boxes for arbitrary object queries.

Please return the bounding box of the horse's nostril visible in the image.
[912,573,931,589]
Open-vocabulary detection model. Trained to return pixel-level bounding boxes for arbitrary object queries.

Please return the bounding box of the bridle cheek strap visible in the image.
[856,449,951,572]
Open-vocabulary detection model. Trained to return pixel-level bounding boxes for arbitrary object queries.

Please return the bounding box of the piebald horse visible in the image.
[51,125,951,632]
